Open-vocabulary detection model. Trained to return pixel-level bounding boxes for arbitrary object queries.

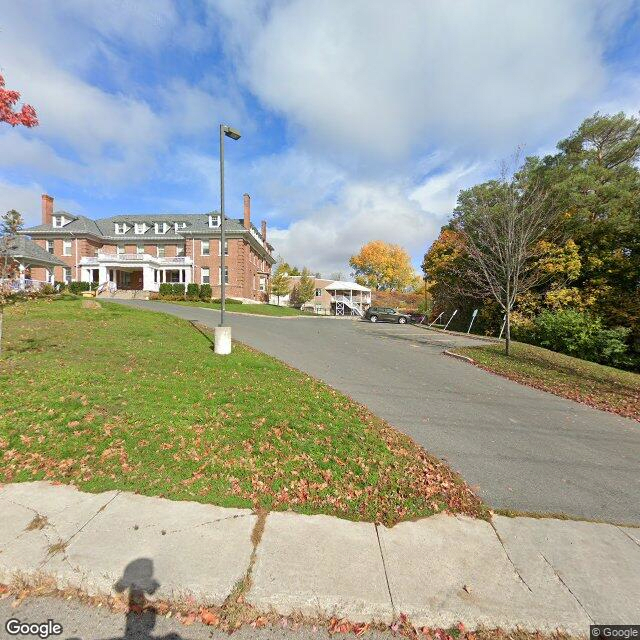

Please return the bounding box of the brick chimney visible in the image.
[243,193,251,230]
[261,220,267,242]
[42,194,53,225]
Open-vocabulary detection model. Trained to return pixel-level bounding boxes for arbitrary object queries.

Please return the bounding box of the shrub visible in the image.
[186,283,200,300]
[524,309,630,368]
[199,284,212,300]
[158,283,173,297]
[212,297,243,304]
[171,283,185,296]
[68,281,92,295]
[40,283,55,296]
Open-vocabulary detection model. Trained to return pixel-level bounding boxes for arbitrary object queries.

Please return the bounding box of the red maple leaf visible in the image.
[0,74,38,128]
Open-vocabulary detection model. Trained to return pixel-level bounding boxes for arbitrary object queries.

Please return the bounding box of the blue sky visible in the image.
[1,0,639,275]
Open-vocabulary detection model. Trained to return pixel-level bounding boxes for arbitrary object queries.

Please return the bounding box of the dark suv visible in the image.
[364,306,411,324]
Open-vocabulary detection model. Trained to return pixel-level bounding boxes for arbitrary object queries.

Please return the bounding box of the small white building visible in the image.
[271,277,372,316]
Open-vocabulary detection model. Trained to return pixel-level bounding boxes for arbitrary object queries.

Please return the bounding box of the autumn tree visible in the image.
[270,262,291,305]
[0,74,38,127]
[349,240,415,291]
[451,162,561,355]
[0,210,25,354]
[290,267,315,307]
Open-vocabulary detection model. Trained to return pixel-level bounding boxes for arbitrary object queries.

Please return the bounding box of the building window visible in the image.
[117,245,125,255]
[175,222,187,232]
[63,267,72,284]
[219,266,229,284]
[166,270,181,283]
[315,288,322,297]
[52,215,66,228]
[136,245,144,255]
[260,276,267,292]
[46,240,54,253]
[201,267,210,284]
[201,240,210,256]
[62,240,72,256]
[114,223,127,234]
[176,244,186,257]
[157,245,165,258]
[218,240,228,256]
[134,223,147,234]
[208,215,220,228]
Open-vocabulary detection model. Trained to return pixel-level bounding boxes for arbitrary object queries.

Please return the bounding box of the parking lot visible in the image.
[116,300,640,524]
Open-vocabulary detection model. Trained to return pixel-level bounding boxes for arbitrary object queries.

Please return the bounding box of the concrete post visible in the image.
[214,326,232,355]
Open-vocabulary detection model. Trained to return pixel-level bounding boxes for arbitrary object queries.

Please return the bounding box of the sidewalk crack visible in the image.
[488,520,532,592]
[540,554,594,623]
[614,526,640,549]
[40,491,121,567]
[374,523,395,613]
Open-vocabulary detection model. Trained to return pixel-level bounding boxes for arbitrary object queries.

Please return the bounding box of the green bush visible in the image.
[523,309,630,368]
[186,283,200,300]
[199,284,212,300]
[68,281,92,294]
[158,283,173,297]
[171,283,185,296]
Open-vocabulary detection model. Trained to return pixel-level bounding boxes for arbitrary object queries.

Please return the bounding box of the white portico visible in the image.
[80,252,193,291]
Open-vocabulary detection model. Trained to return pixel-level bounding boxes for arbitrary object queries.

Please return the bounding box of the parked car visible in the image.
[364,306,411,324]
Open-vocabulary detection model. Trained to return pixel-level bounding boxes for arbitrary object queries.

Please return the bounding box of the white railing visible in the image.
[80,253,192,266]
[332,295,364,316]
[0,278,48,292]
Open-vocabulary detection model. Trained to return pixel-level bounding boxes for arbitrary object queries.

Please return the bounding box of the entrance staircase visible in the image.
[96,288,150,300]
[333,295,364,316]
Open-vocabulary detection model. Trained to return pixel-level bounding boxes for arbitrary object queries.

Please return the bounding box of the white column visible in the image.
[184,267,191,285]
[98,265,109,284]
[142,265,156,291]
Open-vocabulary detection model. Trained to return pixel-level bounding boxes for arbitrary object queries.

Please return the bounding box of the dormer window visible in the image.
[175,222,187,233]
[115,223,128,235]
[208,215,220,228]
[52,215,66,228]
[155,222,171,234]
[134,223,147,235]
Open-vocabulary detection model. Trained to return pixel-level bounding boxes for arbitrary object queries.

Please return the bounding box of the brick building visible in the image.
[19,193,275,301]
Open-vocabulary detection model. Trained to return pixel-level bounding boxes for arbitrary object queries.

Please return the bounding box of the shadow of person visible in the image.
[107,558,182,640]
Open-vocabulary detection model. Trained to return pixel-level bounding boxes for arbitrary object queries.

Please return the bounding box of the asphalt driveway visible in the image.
[114,300,640,524]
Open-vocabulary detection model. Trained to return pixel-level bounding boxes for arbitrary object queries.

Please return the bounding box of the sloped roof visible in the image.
[324,280,371,292]
[0,235,66,266]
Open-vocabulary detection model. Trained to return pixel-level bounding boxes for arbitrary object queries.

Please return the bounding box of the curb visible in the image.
[443,350,475,364]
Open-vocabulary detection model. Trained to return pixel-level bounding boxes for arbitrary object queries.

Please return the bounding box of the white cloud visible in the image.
[219,0,628,162]
[0,179,82,227]
[269,178,444,275]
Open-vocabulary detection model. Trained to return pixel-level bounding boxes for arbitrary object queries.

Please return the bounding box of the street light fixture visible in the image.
[215,123,241,355]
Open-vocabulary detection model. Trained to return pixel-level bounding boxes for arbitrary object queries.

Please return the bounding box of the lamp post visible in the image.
[215,123,241,355]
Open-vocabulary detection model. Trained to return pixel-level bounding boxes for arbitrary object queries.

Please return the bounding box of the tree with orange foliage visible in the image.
[349,240,416,291]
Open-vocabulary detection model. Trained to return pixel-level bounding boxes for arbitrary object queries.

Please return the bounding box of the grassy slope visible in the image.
[0,299,484,524]
[159,300,309,317]
[454,341,639,421]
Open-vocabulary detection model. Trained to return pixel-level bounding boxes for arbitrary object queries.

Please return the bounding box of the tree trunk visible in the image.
[505,306,511,356]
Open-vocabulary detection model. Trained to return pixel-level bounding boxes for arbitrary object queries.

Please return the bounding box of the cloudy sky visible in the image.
[1,1,639,275]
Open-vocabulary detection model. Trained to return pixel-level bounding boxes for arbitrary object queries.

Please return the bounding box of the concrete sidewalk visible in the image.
[0,483,638,634]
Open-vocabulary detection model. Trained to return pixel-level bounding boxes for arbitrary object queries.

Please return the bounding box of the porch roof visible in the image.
[0,236,67,267]
[324,280,371,293]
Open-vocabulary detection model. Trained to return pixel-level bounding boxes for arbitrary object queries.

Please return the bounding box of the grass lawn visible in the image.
[158,299,311,317]
[0,299,484,524]
[453,341,640,421]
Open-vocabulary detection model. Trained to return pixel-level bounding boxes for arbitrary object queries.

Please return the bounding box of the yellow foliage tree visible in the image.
[349,240,416,291]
